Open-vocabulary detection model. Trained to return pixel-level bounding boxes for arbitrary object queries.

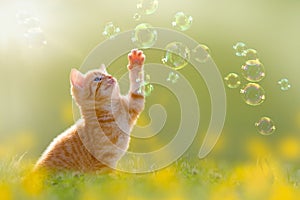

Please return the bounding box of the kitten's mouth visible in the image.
[104,78,116,89]
[108,78,115,84]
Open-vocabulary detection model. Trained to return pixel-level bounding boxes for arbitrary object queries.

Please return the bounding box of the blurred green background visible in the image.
[0,0,300,167]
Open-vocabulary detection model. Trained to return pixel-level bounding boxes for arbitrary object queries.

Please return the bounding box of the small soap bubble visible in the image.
[245,49,258,60]
[137,74,153,96]
[144,83,154,96]
[137,0,158,15]
[133,13,141,21]
[102,22,120,39]
[255,117,276,135]
[278,78,291,91]
[131,23,157,49]
[161,58,167,63]
[167,72,179,83]
[24,28,47,48]
[172,12,193,31]
[138,82,154,96]
[233,42,247,56]
[162,41,190,70]
[192,44,211,63]
[145,74,151,82]
[241,60,265,82]
[224,73,241,89]
[135,72,143,83]
[240,83,265,106]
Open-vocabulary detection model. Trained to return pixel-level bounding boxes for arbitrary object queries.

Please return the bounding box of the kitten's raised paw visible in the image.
[127,49,145,70]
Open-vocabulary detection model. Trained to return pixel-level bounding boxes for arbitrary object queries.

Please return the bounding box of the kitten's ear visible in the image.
[99,64,107,74]
[70,68,84,88]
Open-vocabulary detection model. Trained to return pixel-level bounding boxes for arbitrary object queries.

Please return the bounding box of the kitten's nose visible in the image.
[107,75,112,79]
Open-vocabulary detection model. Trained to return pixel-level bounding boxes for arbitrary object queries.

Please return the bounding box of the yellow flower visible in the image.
[246,138,271,158]
[269,183,299,200]
[210,184,240,200]
[152,166,179,189]
[80,187,102,200]
[22,169,47,196]
[278,137,300,160]
[0,184,12,200]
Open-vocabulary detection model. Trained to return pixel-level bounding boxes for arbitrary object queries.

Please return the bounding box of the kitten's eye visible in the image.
[94,77,102,82]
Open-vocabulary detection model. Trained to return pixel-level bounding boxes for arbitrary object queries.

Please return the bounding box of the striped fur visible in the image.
[34,49,145,173]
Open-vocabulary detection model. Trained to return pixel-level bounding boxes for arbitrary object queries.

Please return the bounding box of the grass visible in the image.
[0,155,300,200]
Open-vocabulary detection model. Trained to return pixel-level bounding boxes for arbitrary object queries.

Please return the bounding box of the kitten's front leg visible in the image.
[127,49,145,118]
[128,49,145,94]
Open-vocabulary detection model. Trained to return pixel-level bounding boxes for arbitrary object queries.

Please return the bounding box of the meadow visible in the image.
[1,154,300,200]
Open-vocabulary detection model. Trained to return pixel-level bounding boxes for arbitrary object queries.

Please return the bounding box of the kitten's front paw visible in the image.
[127,49,145,70]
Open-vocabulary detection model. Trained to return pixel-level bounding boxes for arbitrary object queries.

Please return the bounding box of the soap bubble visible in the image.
[162,42,190,70]
[133,13,141,21]
[144,83,154,96]
[145,74,151,82]
[131,23,157,49]
[224,73,241,89]
[172,12,193,31]
[137,74,153,96]
[255,117,276,135]
[233,42,247,56]
[278,78,291,91]
[24,28,47,48]
[241,60,265,82]
[102,22,120,39]
[240,83,265,106]
[192,44,211,63]
[167,72,179,83]
[135,72,143,83]
[137,82,154,96]
[245,49,258,60]
[136,73,150,83]
[137,0,158,15]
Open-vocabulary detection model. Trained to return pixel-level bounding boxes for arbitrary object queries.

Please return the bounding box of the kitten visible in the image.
[34,49,145,173]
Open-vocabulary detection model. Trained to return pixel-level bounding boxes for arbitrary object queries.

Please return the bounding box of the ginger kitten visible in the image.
[34,49,145,173]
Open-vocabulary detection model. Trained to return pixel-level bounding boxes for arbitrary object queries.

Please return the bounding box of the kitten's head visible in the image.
[70,64,119,107]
